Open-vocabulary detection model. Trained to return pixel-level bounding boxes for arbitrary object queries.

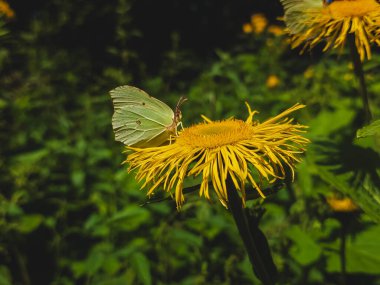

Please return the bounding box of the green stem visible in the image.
[227,183,276,285]
[339,219,347,285]
[348,34,372,124]
[13,245,31,285]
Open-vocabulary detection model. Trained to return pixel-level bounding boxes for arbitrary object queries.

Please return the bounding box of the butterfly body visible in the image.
[110,85,185,147]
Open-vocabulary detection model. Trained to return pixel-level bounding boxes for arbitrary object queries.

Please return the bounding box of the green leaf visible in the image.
[357,120,380,138]
[0,266,12,285]
[309,141,380,223]
[170,228,203,248]
[320,165,380,221]
[84,214,109,237]
[102,256,121,275]
[84,250,105,276]
[76,243,113,277]
[326,225,380,274]
[238,256,260,284]
[286,225,322,266]
[115,238,148,258]
[0,98,7,109]
[0,29,8,37]
[130,252,152,285]
[296,160,314,196]
[107,206,150,231]
[71,171,85,188]
[94,276,133,285]
[12,149,49,164]
[16,214,43,233]
[307,100,355,138]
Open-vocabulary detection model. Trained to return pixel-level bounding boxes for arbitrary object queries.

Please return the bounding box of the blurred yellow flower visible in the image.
[343,73,354,81]
[251,13,268,34]
[268,25,285,36]
[126,103,309,209]
[266,75,280,88]
[243,23,253,34]
[327,195,359,212]
[0,0,14,19]
[280,0,380,60]
[303,67,314,79]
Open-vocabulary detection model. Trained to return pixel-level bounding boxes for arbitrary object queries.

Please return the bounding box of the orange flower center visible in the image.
[177,120,254,148]
[326,0,380,18]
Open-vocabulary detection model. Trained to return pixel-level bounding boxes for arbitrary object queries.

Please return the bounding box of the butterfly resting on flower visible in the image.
[110,85,186,148]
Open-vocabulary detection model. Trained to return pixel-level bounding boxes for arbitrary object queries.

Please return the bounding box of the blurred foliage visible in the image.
[1,0,380,284]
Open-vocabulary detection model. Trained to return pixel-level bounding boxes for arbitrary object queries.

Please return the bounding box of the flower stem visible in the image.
[337,215,348,285]
[227,182,277,285]
[339,221,347,285]
[348,34,372,124]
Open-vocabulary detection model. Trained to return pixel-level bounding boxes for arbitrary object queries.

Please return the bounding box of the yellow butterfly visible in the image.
[110,85,186,147]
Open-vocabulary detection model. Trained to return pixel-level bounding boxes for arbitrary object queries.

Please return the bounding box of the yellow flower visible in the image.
[266,75,281,88]
[0,0,14,19]
[280,0,380,60]
[126,103,309,209]
[326,195,359,212]
[243,23,253,34]
[251,13,268,34]
[268,25,285,36]
[303,67,314,79]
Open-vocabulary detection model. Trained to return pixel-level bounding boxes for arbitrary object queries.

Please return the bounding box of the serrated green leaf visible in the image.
[357,120,380,138]
[316,164,380,223]
[309,141,380,223]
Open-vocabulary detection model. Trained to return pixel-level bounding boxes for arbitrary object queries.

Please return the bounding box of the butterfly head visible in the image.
[165,96,187,137]
[323,0,334,5]
[174,96,187,125]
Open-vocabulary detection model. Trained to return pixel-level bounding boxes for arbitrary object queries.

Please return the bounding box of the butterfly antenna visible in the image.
[176,96,187,109]
[174,96,187,123]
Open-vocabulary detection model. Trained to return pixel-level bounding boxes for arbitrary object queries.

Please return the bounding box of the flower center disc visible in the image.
[177,120,254,148]
[327,0,379,18]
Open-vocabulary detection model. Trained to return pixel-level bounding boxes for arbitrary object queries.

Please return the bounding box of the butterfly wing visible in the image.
[110,85,175,147]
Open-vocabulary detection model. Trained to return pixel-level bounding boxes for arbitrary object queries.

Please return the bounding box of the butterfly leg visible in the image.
[169,133,180,145]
